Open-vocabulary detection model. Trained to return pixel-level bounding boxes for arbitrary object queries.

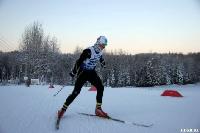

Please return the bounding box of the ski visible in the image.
[78,112,153,128]
[55,118,61,130]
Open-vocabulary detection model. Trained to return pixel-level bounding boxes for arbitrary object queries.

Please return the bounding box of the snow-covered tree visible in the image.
[19,21,60,83]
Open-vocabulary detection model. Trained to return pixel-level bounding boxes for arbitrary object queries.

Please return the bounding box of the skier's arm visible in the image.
[100,56,106,68]
[70,49,91,75]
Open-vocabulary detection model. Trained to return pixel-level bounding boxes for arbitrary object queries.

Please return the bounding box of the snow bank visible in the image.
[0,84,199,133]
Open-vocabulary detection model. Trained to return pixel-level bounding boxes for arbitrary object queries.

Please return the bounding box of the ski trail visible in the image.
[1,85,200,133]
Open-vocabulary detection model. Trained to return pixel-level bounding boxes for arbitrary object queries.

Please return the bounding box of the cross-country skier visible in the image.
[57,36,108,119]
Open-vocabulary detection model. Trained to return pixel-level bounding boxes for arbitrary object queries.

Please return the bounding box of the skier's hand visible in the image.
[101,61,106,68]
[101,64,106,69]
[69,71,76,78]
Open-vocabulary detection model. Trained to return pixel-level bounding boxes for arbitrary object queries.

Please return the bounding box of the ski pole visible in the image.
[53,86,65,97]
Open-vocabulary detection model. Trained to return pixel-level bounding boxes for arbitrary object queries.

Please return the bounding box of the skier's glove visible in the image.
[69,71,76,78]
[101,61,106,68]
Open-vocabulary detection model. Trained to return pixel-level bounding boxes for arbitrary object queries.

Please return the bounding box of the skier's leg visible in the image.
[58,71,86,118]
[63,72,87,109]
[88,71,108,117]
[88,72,105,107]
[89,71,104,105]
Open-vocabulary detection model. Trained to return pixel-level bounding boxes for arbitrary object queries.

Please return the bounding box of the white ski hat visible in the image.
[96,36,108,46]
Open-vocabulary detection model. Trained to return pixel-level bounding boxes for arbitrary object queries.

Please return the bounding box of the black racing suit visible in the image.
[63,48,106,108]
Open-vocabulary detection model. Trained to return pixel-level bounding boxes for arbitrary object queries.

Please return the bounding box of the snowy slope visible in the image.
[0,84,200,133]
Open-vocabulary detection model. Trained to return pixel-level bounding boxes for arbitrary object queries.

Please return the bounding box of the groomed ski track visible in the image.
[0,85,200,133]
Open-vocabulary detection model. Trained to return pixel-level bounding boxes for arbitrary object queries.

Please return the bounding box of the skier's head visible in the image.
[94,36,107,51]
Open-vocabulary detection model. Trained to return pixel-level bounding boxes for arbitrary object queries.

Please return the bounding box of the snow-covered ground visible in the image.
[0,84,200,133]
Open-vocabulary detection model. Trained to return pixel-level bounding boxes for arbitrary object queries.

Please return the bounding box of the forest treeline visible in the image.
[1,22,200,87]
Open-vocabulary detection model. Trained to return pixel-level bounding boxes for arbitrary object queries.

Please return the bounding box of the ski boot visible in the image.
[95,103,109,118]
[57,109,65,119]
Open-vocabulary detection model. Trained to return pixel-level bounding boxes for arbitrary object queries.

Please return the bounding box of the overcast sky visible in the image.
[0,0,200,54]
